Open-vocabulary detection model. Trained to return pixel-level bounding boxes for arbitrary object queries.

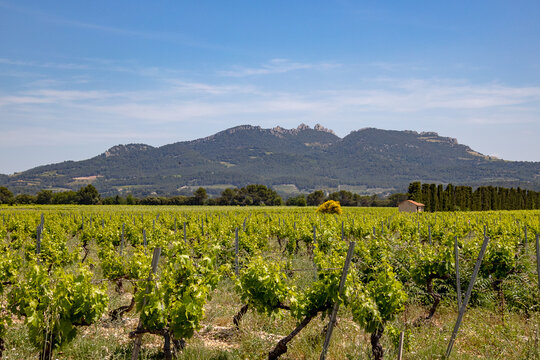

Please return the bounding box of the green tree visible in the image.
[286,194,307,206]
[76,185,100,205]
[436,184,444,211]
[126,193,137,205]
[192,187,208,205]
[445,183,454,211]
[52,191,78,204]
[0,187,13,204]
[306,190,325,206]
[219,188,237,205]
[429,184,438,212]
[36,190,53,204]
[14,194,36,204]
[421,184,431,211]
[387,193,408,207]
[239,184,282,205]
[407,182,422,202]
[328,190,357,206]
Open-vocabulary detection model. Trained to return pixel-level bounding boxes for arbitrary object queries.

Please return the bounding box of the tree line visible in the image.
[0,184,407,207]
[135,185,283,206]
[407,182,540,211]
[0,185,102,205]
[8,182,537,210]
[0,184,282,206]
[286,190,407,207]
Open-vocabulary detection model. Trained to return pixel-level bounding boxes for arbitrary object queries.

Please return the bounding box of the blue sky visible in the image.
[1,0,540,174]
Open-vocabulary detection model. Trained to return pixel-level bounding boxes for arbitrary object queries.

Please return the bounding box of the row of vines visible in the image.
[0,205,539,359]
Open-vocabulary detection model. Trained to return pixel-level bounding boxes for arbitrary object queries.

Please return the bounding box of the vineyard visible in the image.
[0,205,539,359]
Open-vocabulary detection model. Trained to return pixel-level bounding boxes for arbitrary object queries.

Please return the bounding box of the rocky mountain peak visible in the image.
[104,143,153,157]
[314,124,336,135]
[269,123,336,136]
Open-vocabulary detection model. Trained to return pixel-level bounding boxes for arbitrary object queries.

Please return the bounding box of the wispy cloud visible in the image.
[0,56,195,84]
[317,79,540,114]
[2,76,540,125]
[369,61,428,72]
[218,59,340,77]
[165,80,261,96]
[0,58,89,70]
[0,89,121,106]
[2,71,540,172]
[60,19,219,49]
[2,51,540,156]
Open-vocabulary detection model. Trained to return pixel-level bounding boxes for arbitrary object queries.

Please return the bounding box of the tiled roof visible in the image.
[400,200,425,207]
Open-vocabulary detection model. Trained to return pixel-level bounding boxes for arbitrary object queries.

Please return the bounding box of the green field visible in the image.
[0,205,539,359]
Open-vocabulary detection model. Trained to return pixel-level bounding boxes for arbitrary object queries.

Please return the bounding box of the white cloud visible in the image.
[2,72,540,172]
[0,57,89,70]
[3,76,540,129]
[316,79,540,114]
[0,95,50,106]
[218,59,340,77]
[2,54,540,166]
[165,80,260,96]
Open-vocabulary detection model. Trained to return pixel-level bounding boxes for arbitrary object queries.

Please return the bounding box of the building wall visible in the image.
[398,201,424,213]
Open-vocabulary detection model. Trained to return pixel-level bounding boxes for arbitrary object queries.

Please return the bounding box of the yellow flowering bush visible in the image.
[316,200,342,214]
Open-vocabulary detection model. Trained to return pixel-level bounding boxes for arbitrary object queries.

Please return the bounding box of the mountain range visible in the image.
[2,124,539,197]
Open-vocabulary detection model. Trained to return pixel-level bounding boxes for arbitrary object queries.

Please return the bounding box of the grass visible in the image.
[4,277,538,359]
[3,307,539,359]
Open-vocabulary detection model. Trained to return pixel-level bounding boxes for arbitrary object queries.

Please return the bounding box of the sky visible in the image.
[1,1,540,174]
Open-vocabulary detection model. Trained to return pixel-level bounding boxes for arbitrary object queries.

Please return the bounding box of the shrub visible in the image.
[316,200,342,214]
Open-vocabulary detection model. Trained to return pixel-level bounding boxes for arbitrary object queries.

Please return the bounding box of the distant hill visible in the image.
[2,124,540,197]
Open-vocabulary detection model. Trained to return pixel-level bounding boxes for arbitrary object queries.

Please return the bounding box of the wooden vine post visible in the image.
[454,236,462,310]
[446,235,489,358]
[235,227,239,276]
[120,223,125,255]
[183,222,187,243]
[201,217,204,237]
[36,223,42,262]
[536,233,540,290]
[312,225,318,280]
[131,247,161,360]
[398,331,405,360]
[319,241,356,360]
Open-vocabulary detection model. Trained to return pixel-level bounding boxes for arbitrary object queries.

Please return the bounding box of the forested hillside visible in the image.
[2,124,539,196]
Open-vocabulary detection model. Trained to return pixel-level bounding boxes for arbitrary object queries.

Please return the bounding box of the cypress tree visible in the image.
[437,184,444,212]
[421,183,431,211]
[430,184,438,212]
[445,184,455,211]
[408,182,422,202]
